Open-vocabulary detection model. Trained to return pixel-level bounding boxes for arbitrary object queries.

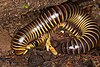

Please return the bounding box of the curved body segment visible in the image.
[12,2,100,55]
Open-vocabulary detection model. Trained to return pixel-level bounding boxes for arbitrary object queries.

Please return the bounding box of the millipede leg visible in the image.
[45,34,58,55]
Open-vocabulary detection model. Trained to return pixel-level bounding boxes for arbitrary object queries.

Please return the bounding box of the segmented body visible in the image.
[11,2,100,55]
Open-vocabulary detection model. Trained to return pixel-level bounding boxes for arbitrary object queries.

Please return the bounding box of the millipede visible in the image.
[11,2,100,55]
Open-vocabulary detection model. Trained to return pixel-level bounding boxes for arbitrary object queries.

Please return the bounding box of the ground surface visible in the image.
[0,0,100,67]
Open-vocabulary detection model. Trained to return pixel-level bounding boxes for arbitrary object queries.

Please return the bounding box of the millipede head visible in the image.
[11,43,35,55]
[14,50,28,55]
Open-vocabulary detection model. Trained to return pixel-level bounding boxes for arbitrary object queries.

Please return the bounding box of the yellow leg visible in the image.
[45,34,58,55]
[26,33,49,49]
[25,22,66,55]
